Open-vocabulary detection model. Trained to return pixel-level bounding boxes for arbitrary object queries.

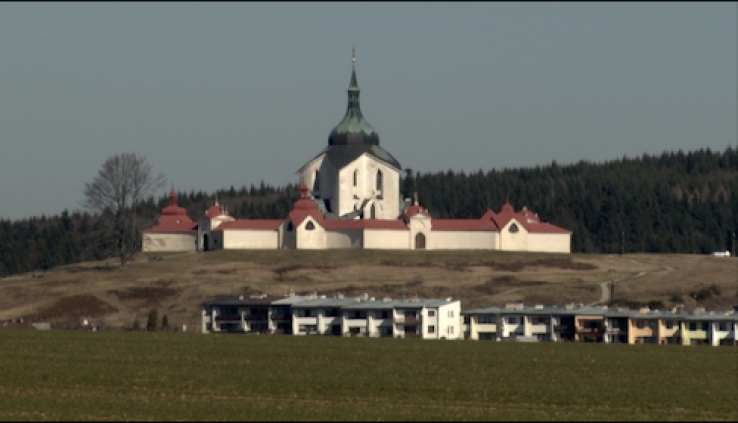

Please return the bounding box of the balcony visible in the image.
[245,314,268,322]
[554,324,575,332]
[577,326,605,334]
[270,314,292,321]
[214,314,242,322]
[395,316,423,325]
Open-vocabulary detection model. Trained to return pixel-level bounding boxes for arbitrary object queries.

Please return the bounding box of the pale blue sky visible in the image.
[0,3,735,220]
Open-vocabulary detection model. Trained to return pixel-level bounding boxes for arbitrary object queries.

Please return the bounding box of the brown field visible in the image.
[1,250,736,330]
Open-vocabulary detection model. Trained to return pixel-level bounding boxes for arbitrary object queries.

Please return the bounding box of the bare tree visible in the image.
[83,153,165,266]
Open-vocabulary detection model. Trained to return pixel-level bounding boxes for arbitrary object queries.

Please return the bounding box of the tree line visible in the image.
[0,147,735,277]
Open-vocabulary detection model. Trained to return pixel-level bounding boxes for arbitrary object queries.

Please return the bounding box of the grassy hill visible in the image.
[1,250,736,330]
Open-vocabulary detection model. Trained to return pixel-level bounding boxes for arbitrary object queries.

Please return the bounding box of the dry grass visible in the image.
[1,250,736,329]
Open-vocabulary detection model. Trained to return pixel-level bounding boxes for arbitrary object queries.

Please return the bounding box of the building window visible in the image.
[665,320,674,329]
[507,316,517,324]
[636,320,645,329]
[448,310,454,318]
[370,204,376,219]
[376,170,383,190]
[448,326,454,335]
[415,232,426,249]
[509,223,519,233]
[718,322,728,331]
[428,310,435,317]
[648,320,657,329]
[305,221,315,230]
[479,315,496,324]
[303,310,312,318]
[428,325,435,334]
[701,322,708,331]
[463,316,470,324]
[353,169,358,187]
[379,311,389,319]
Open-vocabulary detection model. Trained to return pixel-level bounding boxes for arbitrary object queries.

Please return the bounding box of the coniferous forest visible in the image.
[1,148,736,277]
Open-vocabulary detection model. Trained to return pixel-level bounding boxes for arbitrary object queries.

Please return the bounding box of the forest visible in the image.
[0,147,736,277]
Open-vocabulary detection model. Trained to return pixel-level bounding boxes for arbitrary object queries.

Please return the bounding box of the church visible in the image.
[142,54,571,253]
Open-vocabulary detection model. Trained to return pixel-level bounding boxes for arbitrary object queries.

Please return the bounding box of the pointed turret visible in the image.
[328,50,380,146]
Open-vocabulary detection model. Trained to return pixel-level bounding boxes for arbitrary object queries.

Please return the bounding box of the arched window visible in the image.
[313,171,320,192]
[370,204,376,219]
[376,170,383,190]
[353,170,358,187]
[287,222,294,232]
[305,221,315,231]
[509,223,519,233]
[415,233,426,249]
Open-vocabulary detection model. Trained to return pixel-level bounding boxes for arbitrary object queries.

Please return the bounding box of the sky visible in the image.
[0,2,735,220]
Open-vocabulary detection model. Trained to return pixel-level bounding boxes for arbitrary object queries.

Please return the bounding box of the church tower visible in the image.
[297,51,402,220]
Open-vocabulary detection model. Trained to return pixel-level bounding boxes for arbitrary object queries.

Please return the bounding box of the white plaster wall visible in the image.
[499,219,529,252]
[298,155,326,195]
[325,228,363,248]
[363,229,410,249]
[222,230,280,249]
[431,231,495,250]
[437,302,462,340]
[338,155,400,219]
[408,215,432,250]
[527,233,571,253]
[142,233,197,252]
[296,218,327,249]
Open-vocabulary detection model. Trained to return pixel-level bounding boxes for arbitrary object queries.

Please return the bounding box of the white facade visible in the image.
[142,233,197,252]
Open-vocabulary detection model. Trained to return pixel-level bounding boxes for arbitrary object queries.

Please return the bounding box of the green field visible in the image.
[1,330,736,421]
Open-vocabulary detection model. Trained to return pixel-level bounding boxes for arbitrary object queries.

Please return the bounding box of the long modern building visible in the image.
[143,53,572,253]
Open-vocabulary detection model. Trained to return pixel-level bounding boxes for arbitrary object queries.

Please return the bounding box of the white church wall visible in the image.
[338,155,400,219]
[431,231,496,250]
[222,230,280,249]
[527,233,571,253]
[325,229,363,248]
[499,220,529,252]
[142,233,197,252]
[296,218,327,249]
[363,229,409,249]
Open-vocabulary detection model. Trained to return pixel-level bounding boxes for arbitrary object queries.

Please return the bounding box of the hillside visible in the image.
[1,147,736,278]
[1,250,735,330]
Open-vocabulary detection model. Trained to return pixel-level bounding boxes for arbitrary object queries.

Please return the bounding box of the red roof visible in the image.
[288,182,326,227]
[143,189,198,233]
[403,204,431,218]
[484,202,571,234]
[324,219,408,230]
[215,219,283,231]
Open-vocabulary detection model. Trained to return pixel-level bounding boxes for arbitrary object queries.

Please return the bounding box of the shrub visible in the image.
[146,308,158,332]
[647,300,664,310]
[670,295,683,303]
[161,314,169,330]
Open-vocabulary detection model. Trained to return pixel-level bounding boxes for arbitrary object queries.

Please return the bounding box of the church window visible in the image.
[509,223,519,233]
[287,222,293,232]
[370,204,376,219]
[305,221,315,231]
[376,170,383,190]
[353,170,358,187]
[314,171,320,192]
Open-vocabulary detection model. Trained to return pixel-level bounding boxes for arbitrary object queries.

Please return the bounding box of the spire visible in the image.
[328,49,379,145]
[168,188,177,206]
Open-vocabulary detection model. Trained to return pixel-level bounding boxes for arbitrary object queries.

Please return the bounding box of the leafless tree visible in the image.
[83,153,165,266]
